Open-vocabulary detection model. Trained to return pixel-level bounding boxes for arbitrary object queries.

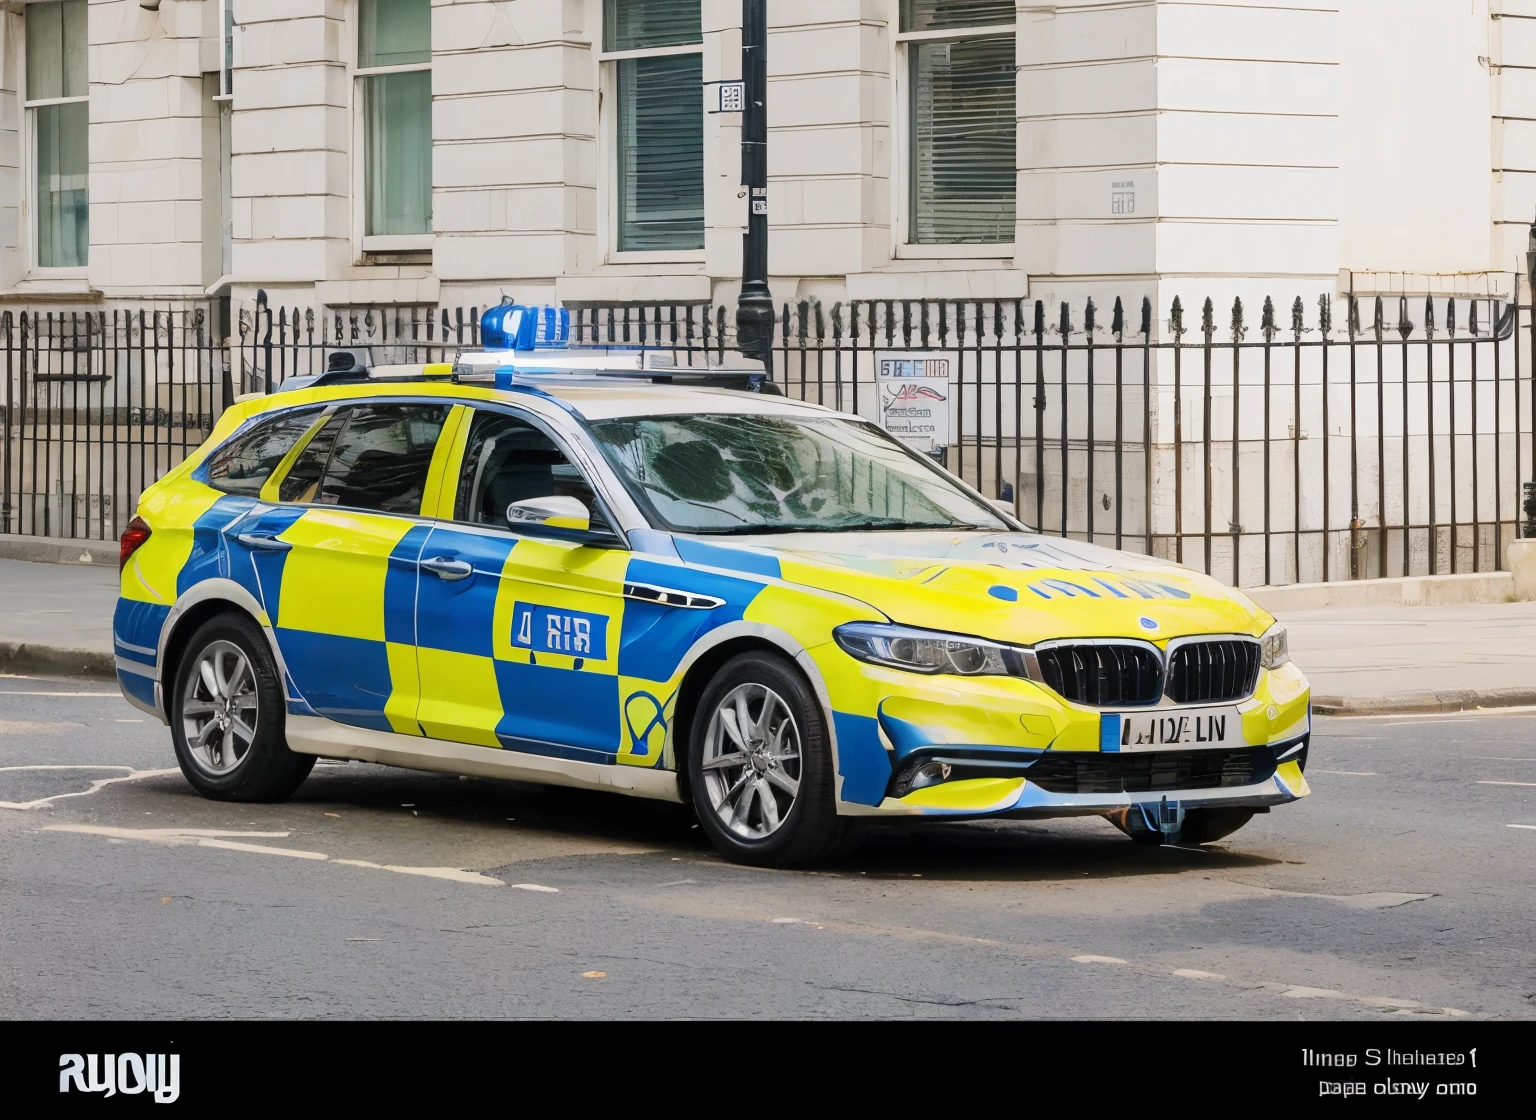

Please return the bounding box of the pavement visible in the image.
[1,680,1533,1019]
[1,555,1533,713]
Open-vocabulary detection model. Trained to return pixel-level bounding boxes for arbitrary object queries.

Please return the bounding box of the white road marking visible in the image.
[45,823,513,887]
[1313,770,1377,776]
[1509,824,1536,831]
[197,838,330,860]
[0,767,179,810]
[332,859,505,886]
[1477,780,1536,787]
[1472,757,1536,762]
[0,721,87,734]
[1071,955,1128,964]
[1173,969,1225,980]
[511,883,560,893]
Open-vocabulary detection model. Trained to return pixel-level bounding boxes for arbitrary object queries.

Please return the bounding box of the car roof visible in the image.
[258,371,842,424]
[536,380,834,421]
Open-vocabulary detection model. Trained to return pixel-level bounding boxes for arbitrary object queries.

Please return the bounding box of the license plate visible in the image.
[1100,707,1244,752]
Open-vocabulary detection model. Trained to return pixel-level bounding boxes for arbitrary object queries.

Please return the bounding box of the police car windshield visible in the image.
[587,414,1010,535]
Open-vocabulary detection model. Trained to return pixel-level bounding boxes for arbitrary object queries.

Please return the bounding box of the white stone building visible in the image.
[0,0,1528,322]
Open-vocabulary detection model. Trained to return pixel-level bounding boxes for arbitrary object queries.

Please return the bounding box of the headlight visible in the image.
[834,623,1021,677]
[1260,622,1289,670]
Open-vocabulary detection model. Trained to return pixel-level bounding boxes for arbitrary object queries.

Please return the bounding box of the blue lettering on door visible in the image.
[512,603,609,660]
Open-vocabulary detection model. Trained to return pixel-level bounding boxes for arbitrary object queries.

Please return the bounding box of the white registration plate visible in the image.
[1100,707,1244,752]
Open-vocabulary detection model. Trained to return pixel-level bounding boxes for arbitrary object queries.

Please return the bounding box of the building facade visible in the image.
[0,0,1527,323]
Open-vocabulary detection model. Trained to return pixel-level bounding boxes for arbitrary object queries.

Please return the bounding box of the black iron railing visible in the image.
[4,290,1530,592]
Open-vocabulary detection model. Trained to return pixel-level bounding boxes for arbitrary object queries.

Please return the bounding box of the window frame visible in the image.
[22,0,90,277]
[453,404,629,547]
[598,28,706,263]
[892,16,1018,259]
[216,0,235,101]
[350,0,434,256]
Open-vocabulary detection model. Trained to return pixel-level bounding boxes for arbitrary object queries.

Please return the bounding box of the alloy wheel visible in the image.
[180,640,260,776]
[700,682,802,841]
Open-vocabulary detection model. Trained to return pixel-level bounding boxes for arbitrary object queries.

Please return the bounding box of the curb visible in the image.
[0,642,117,681]
[1247,571,1516,614]
[0,534,118,568]
[1313,687,1536,717]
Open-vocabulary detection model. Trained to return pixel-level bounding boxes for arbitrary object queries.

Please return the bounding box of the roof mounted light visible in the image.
[480,304,570,351]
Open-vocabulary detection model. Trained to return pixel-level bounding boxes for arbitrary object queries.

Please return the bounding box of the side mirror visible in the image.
[506,495,591,534]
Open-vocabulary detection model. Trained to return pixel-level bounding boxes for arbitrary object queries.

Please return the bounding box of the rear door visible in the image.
[264,401,457,734]
[414,407,631,761]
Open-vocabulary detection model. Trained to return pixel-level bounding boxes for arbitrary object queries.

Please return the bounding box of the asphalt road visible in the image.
[2,675,1533,1020]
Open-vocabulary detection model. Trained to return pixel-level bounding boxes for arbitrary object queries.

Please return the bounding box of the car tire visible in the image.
[1179,807,1256,845]
[170,613,314,803]
[1109,805,1257,846]
[687,651,842,868]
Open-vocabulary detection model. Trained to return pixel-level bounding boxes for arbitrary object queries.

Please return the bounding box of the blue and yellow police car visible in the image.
[114,306,1310,866]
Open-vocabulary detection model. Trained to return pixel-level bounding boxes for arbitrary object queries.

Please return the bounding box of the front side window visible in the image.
[456,411,602,530]
[279,404,449,514]
[589,414,1008,534]
[606,1,703,252]
[26,0,89,268]
[901,0,1016,245]
[206,409,324,497]
[359,0,433,239]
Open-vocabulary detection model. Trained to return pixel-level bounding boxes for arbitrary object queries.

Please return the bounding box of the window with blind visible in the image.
[606,1,704,253]
[901,0,1017,246]
[27,0,89,269]
[359,0,433,241]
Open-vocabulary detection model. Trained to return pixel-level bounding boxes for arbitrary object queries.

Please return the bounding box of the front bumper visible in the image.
[841,743,1310,819]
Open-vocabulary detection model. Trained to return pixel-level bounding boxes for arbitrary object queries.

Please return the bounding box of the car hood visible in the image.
[699,531,1271,645]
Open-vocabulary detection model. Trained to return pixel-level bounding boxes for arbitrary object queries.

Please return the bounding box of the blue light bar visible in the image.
[480,304,569,351]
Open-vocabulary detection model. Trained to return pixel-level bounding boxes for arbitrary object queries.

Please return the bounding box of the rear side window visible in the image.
[205,409,323,497]
[278,410,346,504]
[282,404,450,514]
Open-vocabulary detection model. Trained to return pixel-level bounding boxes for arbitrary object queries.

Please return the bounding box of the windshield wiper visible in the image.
[691,518,990,536]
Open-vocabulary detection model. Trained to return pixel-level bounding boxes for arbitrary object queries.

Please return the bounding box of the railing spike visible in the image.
[1317,293,1331,337]
[1111,296,1125,339]
[1291,296,1305,338]
[1059,300,1071,336]
[1140,295,1151,337]
[1231,296,1245,342]
[1202,297,1215,339]
[1084,297,1096,333]
[1261,295,1276,341]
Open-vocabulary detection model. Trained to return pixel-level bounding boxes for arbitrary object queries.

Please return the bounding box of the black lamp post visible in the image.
[735,0,774,371]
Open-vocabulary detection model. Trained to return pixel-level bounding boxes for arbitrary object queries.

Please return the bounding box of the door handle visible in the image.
[421,557,474,581]
[234,533,292,552]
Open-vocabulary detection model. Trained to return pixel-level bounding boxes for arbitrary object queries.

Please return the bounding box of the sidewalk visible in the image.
[0,558,118,677]
[2,554,1534,714]
[1279,601,1536,714]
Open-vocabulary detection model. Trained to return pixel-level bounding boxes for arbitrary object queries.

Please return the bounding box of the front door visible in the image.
[414,408,629,762]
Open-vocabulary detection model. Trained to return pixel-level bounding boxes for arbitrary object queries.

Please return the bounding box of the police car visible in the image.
[114,305,1311,867]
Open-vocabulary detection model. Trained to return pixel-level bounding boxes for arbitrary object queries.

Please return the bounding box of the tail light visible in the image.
[120,517,152,571]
